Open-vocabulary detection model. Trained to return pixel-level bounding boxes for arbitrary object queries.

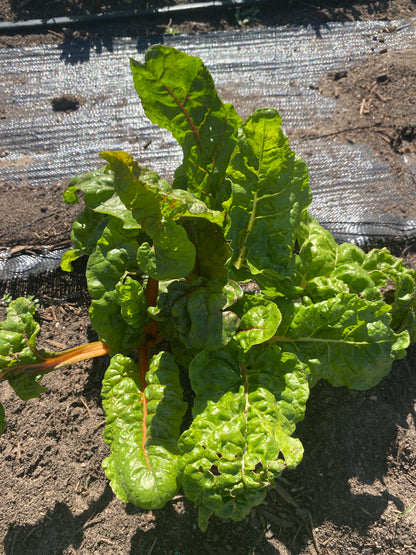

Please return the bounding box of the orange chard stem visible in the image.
[0,340,109,381]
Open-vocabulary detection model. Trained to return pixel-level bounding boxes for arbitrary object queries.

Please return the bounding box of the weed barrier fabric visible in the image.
[1,18,416,283]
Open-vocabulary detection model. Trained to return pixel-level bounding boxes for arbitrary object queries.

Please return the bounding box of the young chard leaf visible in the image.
[182,218,231,281]
[136,220,195,280]
[296,223,416,341]
[295,213,338,283]
[0,298,49,400]
[234,294,282,351]
[225,109,311,297]
[153,278,243,353]
[102,352,186,509]
[130,45,242,209]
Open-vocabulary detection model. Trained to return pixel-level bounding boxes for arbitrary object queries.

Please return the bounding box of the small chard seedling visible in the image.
[1,45,415,530]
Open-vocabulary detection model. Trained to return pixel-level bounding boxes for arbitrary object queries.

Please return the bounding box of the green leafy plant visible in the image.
[1,45,415,530]
[235,5,260,26]
[0,293,12,306]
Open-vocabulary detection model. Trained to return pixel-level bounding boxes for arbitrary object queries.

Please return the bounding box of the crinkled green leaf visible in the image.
[64,166,115,207]
[64,165,144,228]
[0,298,39,355]
[0,298,50,401]
[160,188,225,227]
[331,243,380,301]
[114,276,149,347]
[61,211,109,272]
[274,293,409,389]
[86,220,145,354]
[225,109,311,297]
[153,278,242,352]
[94,193,142,230]
[303,275,349,302]
[335,242,367,265]
[310,242,416,340]
[294,215,350,301]
[87,219,141,300]
[115,276,148,331]
[130,45,242,209]
[100,150,169,216]
[361,247,416,340]
[101,352,186,509]
[295,213,338,284]
[179,344,308,530]
[330,243,397,302]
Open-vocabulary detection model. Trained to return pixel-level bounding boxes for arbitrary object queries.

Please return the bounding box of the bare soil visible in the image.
[1,1,416,554]
[317,46,416,185]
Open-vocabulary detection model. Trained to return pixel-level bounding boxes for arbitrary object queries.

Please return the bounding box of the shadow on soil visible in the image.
[3,485,114,554]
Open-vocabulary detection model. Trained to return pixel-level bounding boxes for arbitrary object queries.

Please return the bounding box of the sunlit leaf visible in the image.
[102,352,186,509]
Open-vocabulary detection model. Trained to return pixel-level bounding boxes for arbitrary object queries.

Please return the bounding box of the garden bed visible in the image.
[0,2,415,553]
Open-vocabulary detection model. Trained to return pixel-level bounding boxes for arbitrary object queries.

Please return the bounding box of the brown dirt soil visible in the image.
[1,1,416,554]
[317,46,416,185]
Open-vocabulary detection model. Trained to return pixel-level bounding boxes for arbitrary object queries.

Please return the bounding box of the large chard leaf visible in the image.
[130,45,242,209]
[225,109,311,297]
[102,352,186,509]
[274,293,409,389]
[179,344,308,530]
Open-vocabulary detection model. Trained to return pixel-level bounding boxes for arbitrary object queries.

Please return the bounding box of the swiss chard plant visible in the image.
[1,45,415,530]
